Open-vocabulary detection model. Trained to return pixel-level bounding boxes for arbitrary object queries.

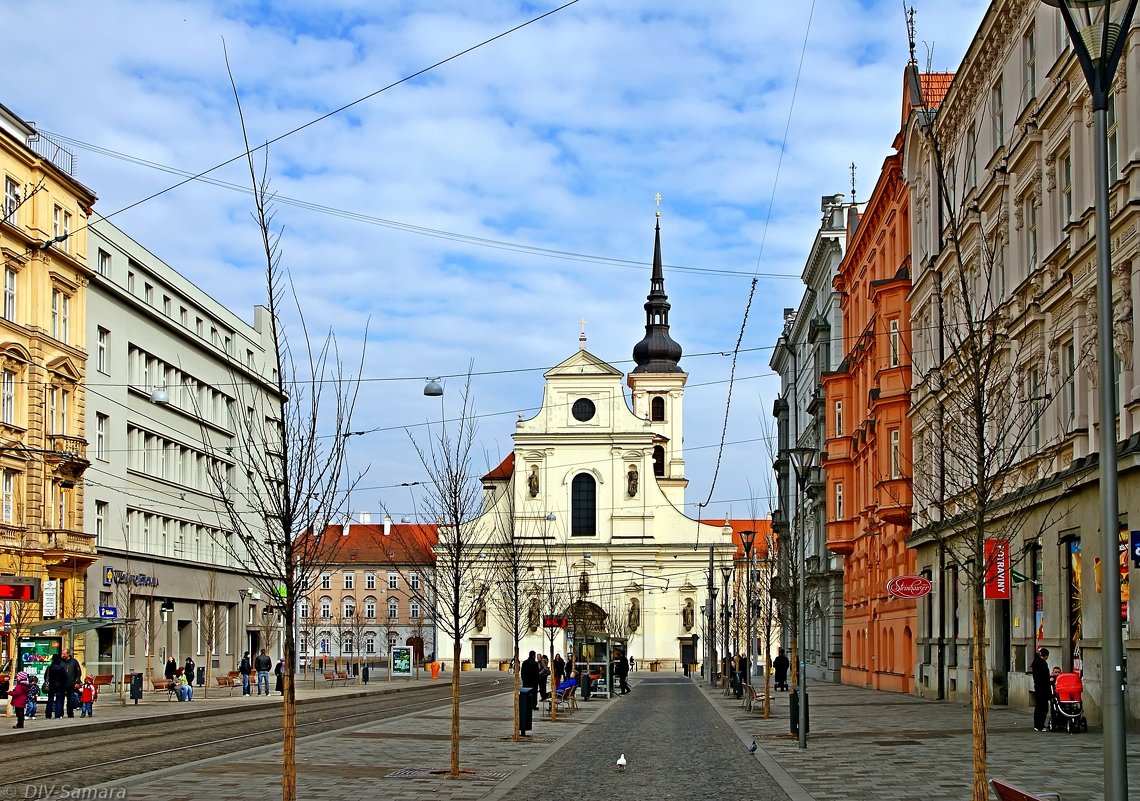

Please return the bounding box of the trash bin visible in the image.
[789,689,809,735]
[352,663,359,677]
[518,688,534,735]
[130,672,144,704]
[362,665,369,684]
[430,661,440,680]
[196,666,205,687]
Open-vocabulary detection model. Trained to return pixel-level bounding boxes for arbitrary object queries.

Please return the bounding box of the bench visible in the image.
[323,671,350,687]
[990,778,1062,801]
[90,674,114,689]
[151,676,177,701]
[542,686,578,719]
[215,675,238,696]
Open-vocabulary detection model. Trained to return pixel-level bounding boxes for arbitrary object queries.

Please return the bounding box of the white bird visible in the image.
[748,740,758,754]
[616,754,627,772]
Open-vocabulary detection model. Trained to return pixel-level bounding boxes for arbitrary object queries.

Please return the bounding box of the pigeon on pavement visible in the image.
[748,740,758,753]
[616,754,627,772]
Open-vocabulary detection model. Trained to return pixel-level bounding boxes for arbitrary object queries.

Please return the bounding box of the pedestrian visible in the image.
[552,653,565,686]
[254,649,273,696]
[538,654,551,702]
[239,651,253,696]
[25,674,39,719]
[773,648,790,692]
[615,652,630,695]
[79,676,98,716]
[164,657,178,681]
[520,651,540,709]
[184,655,196,686]
[1031,647,1051,732]
[44,653,65,719]
[9,671,29,729]
[174,668,193,701]
[59,648,82,717]
[735,653,749,699]
[275,658,285,695]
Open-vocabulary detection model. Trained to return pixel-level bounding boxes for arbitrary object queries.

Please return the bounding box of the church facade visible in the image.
[437,218,738,671]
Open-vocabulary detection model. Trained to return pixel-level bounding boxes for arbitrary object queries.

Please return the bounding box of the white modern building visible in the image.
[81,218,284,681]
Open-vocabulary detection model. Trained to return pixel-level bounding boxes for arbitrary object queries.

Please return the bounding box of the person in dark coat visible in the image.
[164,657,178,681]
[59,648,82,717]
[552,653,565,687]
[615,653,630,695]
[773,648,790,691]
[184,656,196,686]
[1031,647,1051,731]
[520,651,540,709]
[44,654,65,719]
[239,652,253,696]
[274,658,285,695]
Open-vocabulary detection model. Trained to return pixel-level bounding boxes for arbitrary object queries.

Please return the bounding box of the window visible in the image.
[47,387,57,434]
[127,271,135,293]
[1058,151,1072,223]
[96,413,108,460]
[834,401,843,437]
[365,573,376,590]
[343,572,354,590]
[966,123,977,191]
[319,598,331,619]
[410,599,421,619]
[97,328,109,373]
[365,636,376,654]
[387,632,398,649]
[3,177,18,222]
[1,469,13,523]
[1,370,13,424]
[650,396,665,422]
[144,284,153,305]
[571,397,595,422]
[410,572,421,590]
[3,268,14,321]
[246,349,254,368]
[653,445,665,477]
[1023,27,1036,101]
[299,600,310,619]
[52,206,71,252]
[888,319,901,367]
[388,572,398,590]
[95,500,107,543]
[97,249,110,277]
[343,636,354,654]
[889,429,901,479]
[571,473,597,536]
[179,307,188,327]
[387,598,398,619]
[835,482,844,519]
[342,598,356,617]
[1062,341,1076,433]
[364,598,376,619]
[51,290,70,342]
[1029,366,1043,450]
[162,296,171,316]
[1108,92,1119,181]
[320,573,331,590]
[991,82,1004,149]
[1026,199,1038,272]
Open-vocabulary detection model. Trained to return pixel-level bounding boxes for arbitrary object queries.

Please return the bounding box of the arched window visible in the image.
[319,597,331,619]
[387,598,399,619]
[653,446,665,477]
[571,473,596,536]
[342,597,356,617]
[364,597,376,619]
[651,396,665,421]
[410,599,421,619]
[364,634,376,654]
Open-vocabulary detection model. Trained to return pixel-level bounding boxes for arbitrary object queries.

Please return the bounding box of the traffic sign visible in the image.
[1131,530,1140,568]
[98,606,117,619]
[0,577,40,602]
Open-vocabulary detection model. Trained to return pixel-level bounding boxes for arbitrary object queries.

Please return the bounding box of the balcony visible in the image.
[0,523,22,550]
[42,528,97,566]
[875,478,912,526]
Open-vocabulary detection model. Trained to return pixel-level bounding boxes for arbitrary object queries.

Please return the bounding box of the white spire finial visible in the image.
[578,317,587,350]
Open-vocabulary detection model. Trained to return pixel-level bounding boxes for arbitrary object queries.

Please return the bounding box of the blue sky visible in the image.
[2,0,988,521]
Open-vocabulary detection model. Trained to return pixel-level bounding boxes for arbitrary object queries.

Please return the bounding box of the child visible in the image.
[25,675,39,719]
[8,671,29,728]
[79,676,97,717]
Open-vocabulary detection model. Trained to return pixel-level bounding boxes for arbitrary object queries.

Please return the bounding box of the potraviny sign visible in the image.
[886,575,932,599]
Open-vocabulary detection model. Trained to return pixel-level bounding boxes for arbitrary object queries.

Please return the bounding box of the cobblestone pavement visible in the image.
[702,679,1140,801]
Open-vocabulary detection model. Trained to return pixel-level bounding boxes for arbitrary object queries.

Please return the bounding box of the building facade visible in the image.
[770,194,851,685]
[905,1,1140,724]
[82,218,284,680]
[0,103,98,663]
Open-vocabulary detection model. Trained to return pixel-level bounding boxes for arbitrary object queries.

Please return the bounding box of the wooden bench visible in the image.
[990,778,1062,801]
[150,676,177,701]
[215,675,238,696]
[90,674,114,689]
[323,671,350,687]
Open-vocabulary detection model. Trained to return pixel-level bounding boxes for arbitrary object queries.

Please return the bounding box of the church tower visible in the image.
[628,213,688,505]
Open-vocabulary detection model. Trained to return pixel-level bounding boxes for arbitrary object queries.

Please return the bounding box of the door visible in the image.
[473,641,488,669]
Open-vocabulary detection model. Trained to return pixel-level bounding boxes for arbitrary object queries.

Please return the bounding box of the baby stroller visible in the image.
[1049,672,1088,733]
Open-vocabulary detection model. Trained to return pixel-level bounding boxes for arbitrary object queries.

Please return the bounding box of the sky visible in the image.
[2,0,989,523]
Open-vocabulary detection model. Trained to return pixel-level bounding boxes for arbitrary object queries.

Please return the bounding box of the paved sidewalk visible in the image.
[701,679,1140,801]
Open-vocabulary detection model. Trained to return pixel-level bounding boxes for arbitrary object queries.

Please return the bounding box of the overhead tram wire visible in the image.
[692,0,818,548]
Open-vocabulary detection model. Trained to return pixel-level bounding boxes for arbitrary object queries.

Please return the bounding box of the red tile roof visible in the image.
[920,72,954,108]
[702,519,774,560]
[302,522,438,566]
[482,452,515,481]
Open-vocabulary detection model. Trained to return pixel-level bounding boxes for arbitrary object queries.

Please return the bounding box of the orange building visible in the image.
[821,69,951,694]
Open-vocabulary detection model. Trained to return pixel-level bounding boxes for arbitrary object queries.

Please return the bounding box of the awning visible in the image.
[28,617,137,636]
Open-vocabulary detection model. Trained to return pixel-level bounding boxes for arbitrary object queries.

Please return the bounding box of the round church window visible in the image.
[572,398,596,422]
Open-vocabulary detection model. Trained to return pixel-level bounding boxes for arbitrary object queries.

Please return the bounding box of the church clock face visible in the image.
[571,397,596,422]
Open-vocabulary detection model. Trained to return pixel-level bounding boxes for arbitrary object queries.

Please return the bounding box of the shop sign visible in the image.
[886,575,932,599]
[103,566,159,588]
[984,539,1011,600]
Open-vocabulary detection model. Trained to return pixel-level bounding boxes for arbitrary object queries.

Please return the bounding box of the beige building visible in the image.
[0,102,97,660]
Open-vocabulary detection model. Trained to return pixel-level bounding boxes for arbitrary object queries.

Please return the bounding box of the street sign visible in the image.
[1131,530,1140,568]
[0,577,40,602]
[98,606,118,619]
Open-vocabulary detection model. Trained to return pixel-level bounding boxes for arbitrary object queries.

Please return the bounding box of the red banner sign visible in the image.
[543,616,567,628]
[886,575,932,599]
[984,539,1011,600]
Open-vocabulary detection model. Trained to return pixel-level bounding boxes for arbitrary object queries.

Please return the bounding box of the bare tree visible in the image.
[197,571,229,699]
[296,610,321,685]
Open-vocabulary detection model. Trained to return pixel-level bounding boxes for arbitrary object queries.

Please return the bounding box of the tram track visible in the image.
[0,683,508,790]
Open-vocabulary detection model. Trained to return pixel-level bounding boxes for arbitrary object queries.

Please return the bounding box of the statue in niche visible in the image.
[627,598,640,632]
[682,598,695,631]
[527,597,541,632]
[627,464,639,498]
[579,570,590,597]
[474,600,486,631]
[528,465,540,498]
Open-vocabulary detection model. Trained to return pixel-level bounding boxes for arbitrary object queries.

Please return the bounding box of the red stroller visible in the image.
[1049,672,1088,733]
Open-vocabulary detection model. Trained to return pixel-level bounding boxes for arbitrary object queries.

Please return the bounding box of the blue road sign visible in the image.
[1130,530,1140,568]
[98,606,117,619]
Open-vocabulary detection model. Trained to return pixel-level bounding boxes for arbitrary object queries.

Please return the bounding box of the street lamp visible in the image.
[720,564,733,692]
[787,445,816,749]
[740,529,756,690]
[1041,4,1136,798]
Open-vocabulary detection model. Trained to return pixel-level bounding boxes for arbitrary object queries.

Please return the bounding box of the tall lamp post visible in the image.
[787,446,816,749]
[721,565,733,691]
[1041,3,1136,798]
[740,529,756,690]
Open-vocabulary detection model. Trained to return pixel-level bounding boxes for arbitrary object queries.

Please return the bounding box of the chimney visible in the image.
[359,511,371,525]
[383,513,392,537]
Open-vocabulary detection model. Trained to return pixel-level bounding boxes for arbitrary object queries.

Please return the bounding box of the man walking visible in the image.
[59,648,82,717]
[615,653,630,695]
[254,649,273,696]
[773,648,790,692]
[1031,647,1051,731]
[239,651,253,696]
[520,651,540,710]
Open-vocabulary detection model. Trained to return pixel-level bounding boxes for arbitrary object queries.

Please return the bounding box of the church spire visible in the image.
[632,205,683,374]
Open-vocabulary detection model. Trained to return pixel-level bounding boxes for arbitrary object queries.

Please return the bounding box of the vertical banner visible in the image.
[984,539,1011,600]
[42,579,58,618]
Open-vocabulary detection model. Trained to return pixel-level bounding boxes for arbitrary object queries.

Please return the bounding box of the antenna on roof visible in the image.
[850,162,857,205]
[905,3,917,66]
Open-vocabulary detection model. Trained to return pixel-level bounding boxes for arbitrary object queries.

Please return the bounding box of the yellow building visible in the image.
[0,102,97,661]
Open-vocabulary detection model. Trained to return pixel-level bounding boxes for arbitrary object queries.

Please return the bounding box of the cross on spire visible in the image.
[655,192,662,218]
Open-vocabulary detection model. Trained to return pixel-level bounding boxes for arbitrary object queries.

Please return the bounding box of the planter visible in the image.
[649,661,660,672]
[499,661,511,671]
[461,661,473,671]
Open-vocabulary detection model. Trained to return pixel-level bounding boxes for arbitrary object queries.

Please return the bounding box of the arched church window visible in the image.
[650,396,665,422]
[571,473,596,536]
[653,446,665,477]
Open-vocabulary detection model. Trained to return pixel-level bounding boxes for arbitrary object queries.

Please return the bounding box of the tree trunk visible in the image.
[970,585,989,801]
[763,654,772,718]
[513,645,522,737]
[282,641,297,801]
[450,639,462,776]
